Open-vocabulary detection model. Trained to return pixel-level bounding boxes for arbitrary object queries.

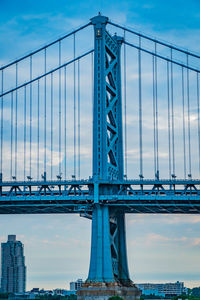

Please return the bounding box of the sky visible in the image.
[0,0,200,291]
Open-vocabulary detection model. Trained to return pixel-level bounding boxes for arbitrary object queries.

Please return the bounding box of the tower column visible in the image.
[78,14,141,300]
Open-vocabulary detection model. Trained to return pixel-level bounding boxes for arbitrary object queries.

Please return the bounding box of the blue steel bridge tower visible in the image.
[2,12,200,300]
[87,15,131,287]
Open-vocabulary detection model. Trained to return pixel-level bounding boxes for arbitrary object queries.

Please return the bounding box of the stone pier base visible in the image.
[77,283,141,300]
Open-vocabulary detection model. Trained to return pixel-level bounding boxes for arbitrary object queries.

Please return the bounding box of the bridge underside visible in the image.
[0,180,200,214]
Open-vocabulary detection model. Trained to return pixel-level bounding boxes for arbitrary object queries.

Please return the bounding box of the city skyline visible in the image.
[0,0,200,291]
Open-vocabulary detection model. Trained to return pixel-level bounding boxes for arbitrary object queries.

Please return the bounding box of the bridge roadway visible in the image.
[0,179,200,214]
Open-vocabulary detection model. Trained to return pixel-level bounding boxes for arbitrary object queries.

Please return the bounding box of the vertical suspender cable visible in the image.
[152,55,156,176]
[37,80,40,180]
[44,48,47,175]
[64,67,67,180]
[186,55,192,177]
[124,30,127,177]
[1,70,3,176]
[181,67,186,179]
[73,33,76,178]
[78,59,80,179]
[24,87,26,181]
[167,62,171,179]
[15,63,18,178]
[170,49,175,177]
[59,40,62,176]
[197,72,200,176]
[138,36,143,177]
[155,43,159,176]
[91,52,94,137]
[10,92,13,179]
[30,55,32,178]
[51,73,53,180]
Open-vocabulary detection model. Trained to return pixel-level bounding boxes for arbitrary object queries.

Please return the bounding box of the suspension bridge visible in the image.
[0,14,200,289]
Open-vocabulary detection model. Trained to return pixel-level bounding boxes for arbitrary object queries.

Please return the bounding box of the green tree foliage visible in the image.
[108,296,124,300]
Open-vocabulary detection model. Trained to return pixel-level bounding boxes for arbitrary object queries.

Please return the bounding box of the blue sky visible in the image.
[0,0,200,291]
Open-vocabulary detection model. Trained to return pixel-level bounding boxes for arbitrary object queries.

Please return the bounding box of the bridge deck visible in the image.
[0,179,200,214]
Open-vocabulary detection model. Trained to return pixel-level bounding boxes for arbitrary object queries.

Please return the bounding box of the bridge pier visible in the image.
[77,205,141,300]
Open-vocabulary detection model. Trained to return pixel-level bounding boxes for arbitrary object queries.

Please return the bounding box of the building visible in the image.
[1,235,26,293]
[70,279,83,291]
[137,281,187,297]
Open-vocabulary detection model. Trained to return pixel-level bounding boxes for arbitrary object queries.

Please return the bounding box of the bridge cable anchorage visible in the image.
[15,63,18,179]
[187,54,192,178]
[78,59,80,180]
[37,80,40,180]
[1,70,3,175]
[23,87,26,181]
[181,67,187,179]
[64,67,67,180]
[10,92,14,180]
[44,48,47,175]
[0,22,92,71]
[138,36,143,178]
[30,55,32,179]
[51,73,54,180]
[197,72,200,176]
[167,62,172,179]
[170,49,175,178]
[73,33,76,179]
[124,30,128,178]
[108,21,200,60]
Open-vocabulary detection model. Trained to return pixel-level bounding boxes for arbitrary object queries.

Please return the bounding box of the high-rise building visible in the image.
[1,235,26,293]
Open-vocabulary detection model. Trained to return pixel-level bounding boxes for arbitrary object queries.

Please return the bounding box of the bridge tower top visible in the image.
[91,13,124,181]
